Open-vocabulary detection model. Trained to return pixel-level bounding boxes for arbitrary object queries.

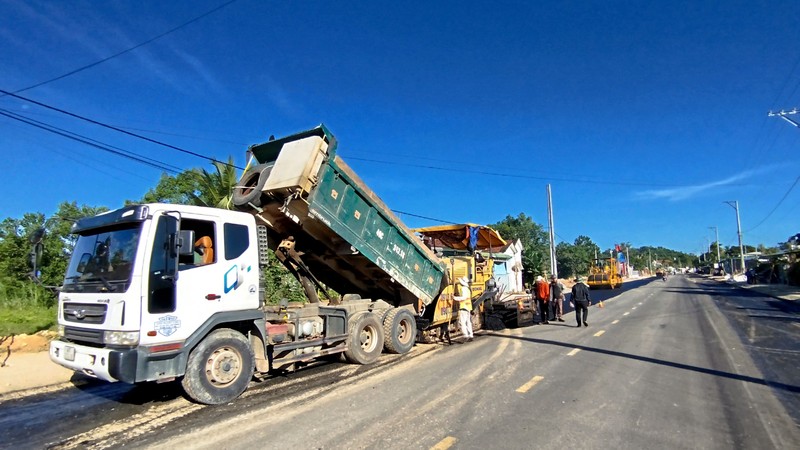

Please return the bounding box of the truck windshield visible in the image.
[62,224,142,293]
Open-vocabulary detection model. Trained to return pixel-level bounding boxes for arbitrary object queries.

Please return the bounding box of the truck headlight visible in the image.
[104,331,140,346]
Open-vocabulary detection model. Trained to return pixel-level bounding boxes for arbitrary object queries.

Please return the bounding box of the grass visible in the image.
[0,305,57,336]
[0,279,58,336]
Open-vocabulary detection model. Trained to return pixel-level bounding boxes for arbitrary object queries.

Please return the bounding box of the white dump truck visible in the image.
[49,125,448,404]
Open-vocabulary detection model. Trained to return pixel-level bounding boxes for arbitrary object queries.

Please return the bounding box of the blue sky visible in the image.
[1,0,798,255]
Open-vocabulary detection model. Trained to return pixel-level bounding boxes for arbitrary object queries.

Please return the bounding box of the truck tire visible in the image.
[344,313,384,364]
[232,164,272,208]
[181,328,255,405]
[382,308,416,354]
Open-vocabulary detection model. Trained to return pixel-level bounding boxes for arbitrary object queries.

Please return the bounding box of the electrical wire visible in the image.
[348,156,684,188]
[0,88,243,170]
[0,109,181,174]
[7,0,239,95]
[392,210,452,224]
[745,174,800,232]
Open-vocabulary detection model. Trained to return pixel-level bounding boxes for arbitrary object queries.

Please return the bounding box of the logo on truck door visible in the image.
[224,264,251,294]
[155,315,181,336]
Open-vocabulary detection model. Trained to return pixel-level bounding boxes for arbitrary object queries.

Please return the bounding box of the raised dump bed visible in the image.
[233,125,446,311]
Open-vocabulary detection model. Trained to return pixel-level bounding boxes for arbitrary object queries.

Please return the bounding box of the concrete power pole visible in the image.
[546,184,557,278]
[724,201,746,274]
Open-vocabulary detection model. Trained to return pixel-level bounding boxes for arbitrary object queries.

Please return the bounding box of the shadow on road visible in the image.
[484,332,800,394]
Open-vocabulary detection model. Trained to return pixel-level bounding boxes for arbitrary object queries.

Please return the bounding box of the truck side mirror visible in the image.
[77,253,91,273]
[178,230,195,257]
[28,227,46,279]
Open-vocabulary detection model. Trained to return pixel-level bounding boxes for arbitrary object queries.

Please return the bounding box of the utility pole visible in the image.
[704,236,710,263]
[546,184,557,278]
[709,226,720,265]
[768,108,800,128]
[625,244,630,278]
[724,201,746,274]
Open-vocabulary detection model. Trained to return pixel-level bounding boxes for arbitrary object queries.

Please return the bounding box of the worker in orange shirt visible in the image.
[534,275,550,324]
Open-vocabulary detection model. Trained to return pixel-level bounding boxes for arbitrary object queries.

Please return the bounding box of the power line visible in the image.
[348,156,718,188]
[392,210,452,224]
[0,109,181,174]
[7,0,239,95]
[0,88,243,170]
[745,174,800,232]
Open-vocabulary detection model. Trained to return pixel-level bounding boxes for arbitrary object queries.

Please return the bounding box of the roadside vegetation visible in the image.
[2,159,794,337]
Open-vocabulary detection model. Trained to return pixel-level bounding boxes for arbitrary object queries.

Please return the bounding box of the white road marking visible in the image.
[567,348,581,356]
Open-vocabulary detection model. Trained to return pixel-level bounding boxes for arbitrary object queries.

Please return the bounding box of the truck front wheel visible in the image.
[344,313,384,364]
[181,328,255,405]
[383,308,416,354]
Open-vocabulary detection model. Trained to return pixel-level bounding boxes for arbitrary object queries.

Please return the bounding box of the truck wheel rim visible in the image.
[206,346,241,386]
[397,318,411,344]
[360,325,377,352]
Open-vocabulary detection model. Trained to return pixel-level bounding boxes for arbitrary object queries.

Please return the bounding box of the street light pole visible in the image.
[723,201,746,274]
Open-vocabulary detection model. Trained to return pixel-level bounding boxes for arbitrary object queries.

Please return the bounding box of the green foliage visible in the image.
[131,157,238,209]
[0,279,57,335]
[491,213,549,283]
[193,157,239,209]
[262,256,312,304]
[0,306,57,336]
[635,246,695,269]
[133,170,204,205]
[556,235,600,278]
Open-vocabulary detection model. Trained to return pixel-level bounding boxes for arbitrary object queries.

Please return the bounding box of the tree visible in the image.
[192,157,238,209]
[0,202,105,309]
[131,157,239,210]
[132,170,204,205]
[555,235,599,279]
[491,213,549,284]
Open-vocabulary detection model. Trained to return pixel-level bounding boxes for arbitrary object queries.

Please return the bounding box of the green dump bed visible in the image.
[239,125,446,310]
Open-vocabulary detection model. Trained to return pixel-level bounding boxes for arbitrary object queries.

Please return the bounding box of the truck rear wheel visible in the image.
[344,313,384,364]
[181,328,255,405]
[232,164,272,208]
[382,308,416,354]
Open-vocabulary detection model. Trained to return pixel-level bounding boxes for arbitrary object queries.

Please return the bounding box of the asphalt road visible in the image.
[1,274,798,449]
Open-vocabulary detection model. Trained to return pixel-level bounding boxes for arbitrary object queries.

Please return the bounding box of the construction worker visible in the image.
[454,276,474,342]
[549,275,566,322]
[534,275,550,324]
[571,276,592,327]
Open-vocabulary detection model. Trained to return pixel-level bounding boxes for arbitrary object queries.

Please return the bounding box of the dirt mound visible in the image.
[0,331,57,354]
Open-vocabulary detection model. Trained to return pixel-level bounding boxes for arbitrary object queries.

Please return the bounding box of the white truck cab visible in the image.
[50,204,262,388]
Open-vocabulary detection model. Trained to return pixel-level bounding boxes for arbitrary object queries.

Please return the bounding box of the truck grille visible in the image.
[63,303,107,324]
[63,327,104,345]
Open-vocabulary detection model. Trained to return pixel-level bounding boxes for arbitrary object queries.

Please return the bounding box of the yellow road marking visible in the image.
[593,330,605,337]
[612,319,620,324]
[567,348,581,356]
[623,312,630,316]
[516,375,544,393]
[431,436,457,450]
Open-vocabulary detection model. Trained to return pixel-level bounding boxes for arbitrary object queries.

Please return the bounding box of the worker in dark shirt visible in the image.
[571,276,592,327]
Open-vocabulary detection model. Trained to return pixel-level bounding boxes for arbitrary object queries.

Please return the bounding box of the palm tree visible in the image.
[192,157,239,210]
